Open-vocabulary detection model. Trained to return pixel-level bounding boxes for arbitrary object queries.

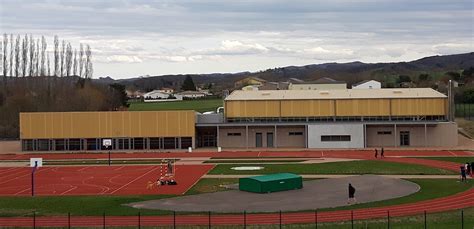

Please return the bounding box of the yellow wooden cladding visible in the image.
[280,100,334,117]
[20,111,195,139]
[225,98,447,118]
[336,99,391,116]
[391,98,446,116]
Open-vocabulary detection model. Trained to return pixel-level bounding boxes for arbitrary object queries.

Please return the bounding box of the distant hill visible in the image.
[96,52,474,93]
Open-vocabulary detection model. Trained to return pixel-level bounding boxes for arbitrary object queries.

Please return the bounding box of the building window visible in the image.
[227,133,242,136]
[289,132,303,136]
[321,135,351,142]
[181,137,193,149]
[377,131,392,135]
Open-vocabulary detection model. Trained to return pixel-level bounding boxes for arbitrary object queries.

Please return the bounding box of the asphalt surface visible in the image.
[128,175,420,212]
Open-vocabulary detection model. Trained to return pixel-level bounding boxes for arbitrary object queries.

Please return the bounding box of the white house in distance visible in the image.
[352,80,382,89]
[289,77,347,90]
[177,90,207,98]
[143,90,183,102]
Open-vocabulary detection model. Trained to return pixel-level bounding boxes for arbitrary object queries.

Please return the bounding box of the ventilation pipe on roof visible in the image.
[319,91,329,95]
[393,90,403,93]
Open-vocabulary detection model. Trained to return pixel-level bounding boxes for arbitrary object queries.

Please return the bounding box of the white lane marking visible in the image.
[108,167,158,194]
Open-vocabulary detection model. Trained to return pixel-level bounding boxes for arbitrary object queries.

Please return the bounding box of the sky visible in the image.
[0,0,472,79]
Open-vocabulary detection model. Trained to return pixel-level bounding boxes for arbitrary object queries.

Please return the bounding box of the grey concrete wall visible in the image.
[218,127,247,148]
[366,122,458,147]
[307,124,364,148]
[276,126,305,148]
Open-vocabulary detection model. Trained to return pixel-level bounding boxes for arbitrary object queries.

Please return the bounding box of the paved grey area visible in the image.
[127,175,420,212]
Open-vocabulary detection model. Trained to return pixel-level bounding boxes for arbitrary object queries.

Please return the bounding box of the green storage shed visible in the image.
[239,173,303,193]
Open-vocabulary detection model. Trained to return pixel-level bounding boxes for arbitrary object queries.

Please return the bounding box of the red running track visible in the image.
[0,149,472,160]
[0,165,213,196]
[0,188,472,227]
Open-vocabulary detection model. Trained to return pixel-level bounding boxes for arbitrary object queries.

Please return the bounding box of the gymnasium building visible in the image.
[19,88,457,151]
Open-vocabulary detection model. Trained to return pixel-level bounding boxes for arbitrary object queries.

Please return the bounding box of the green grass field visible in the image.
[128,99,223,113]
[0,179,470,217]
[413,157,474,164]
[208,161,456,175]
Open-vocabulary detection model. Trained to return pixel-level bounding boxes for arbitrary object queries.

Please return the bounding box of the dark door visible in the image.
[400,131,410,146]
[267,132,274,147]
[256,133,263,147]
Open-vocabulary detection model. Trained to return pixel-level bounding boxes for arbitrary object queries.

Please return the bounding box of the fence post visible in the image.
[351,210,354,229]
[138,212,141,229]
[174,211,176,229]
[103,212,106,229]
[208,211,211,229]
[387,210,390,229]
[461,209,464,229]
[33,211,36,229]
[243,211,246,229]
[424,210,426,229]
[279,210,282,229]
[315,209,318,229]
[68,212,71,229]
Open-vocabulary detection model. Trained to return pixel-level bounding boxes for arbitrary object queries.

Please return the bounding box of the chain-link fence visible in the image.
[2,208,472,228]
[455,104,474,120]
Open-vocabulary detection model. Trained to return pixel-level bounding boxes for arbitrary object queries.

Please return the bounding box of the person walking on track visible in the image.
[348,183,357,204]
[381,148,385,158]
[374,149,378,158]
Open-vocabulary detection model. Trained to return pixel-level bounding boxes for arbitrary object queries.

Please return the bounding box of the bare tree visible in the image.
[65,43,72,76]
[47,52,51,76]
[21,34,28,77]
[72,49,77,76]
[60,40,66,77]
[78,43,84,77]
[2,34,7,78]
[84,44,92,78]
[14,35,20,77]
[9,34,13,77]
[29,35,35,76]
[35,38,40,76]
[40,36,47,76]
[54,35,59,76]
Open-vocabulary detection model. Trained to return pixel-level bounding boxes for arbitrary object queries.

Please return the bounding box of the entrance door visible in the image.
[400,131,410,146]
[255,133,263,147]
[267,132,274,148]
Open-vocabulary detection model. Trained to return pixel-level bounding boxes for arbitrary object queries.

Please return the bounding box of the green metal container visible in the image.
[239,173,303,193]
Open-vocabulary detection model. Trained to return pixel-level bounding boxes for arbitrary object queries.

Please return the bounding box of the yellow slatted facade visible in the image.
[225,100,281,118]
[280,100,334,117]
[390,98,446,116]
[20,111,195,139]
[225,98,446,118]
[336,99,391,116]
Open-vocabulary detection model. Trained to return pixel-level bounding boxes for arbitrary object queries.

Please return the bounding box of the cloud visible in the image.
[104,55,143,63]
[1,0,471,78]
[432,43,473,55]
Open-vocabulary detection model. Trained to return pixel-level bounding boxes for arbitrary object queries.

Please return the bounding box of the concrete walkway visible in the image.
[203,174,461,179]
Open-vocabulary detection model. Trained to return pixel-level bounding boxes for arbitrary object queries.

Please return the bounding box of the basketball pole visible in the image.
[31,161,37,197]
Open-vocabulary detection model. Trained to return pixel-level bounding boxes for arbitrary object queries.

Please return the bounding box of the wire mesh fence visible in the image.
[455,103,474,120]
[2,208,472,228]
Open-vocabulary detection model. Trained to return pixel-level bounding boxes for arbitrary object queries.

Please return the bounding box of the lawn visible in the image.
[128,99,223,113]
[413,157,474,164]
[0,179,470,217]
[208,161,456,175]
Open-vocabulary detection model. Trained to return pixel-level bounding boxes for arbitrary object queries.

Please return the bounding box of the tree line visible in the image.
[1,34,93,81]
[0,34,128,139]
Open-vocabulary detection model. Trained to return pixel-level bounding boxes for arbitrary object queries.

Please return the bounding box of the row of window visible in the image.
[227,132,304,136]
[226,116,446,123]
[21,137,193,151]
[321,135,351,142]
[377,131,392,135]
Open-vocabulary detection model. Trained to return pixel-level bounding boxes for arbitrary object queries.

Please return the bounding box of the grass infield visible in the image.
[0,179,471,217]
[208,161,456,175]
[128,99,223,113]
[413,156,474,164]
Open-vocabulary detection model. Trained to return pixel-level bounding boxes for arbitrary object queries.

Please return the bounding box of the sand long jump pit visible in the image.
[128,175,420,212]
